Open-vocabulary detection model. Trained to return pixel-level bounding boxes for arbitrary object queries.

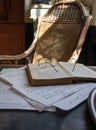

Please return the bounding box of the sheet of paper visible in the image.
[0,72,55,112]
[54,83,96,110]
[11,83,91,107]
[0,67,56,111]
[0,80,35,110]
[0,67,94,111]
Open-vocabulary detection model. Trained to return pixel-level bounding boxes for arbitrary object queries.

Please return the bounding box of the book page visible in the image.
[59,62,96,79]
[27,63,72,80]
[72,64,96,78]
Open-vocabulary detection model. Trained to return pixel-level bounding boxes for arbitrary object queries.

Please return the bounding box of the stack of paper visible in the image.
[0,67,96,112]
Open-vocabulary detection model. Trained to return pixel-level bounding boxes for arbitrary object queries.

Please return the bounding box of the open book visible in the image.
[26,62,96,86]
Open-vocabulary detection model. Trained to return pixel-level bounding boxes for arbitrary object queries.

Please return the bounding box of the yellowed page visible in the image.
[59,62,96,79]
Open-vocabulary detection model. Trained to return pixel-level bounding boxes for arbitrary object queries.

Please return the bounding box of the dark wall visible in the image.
[25,22,34,49]
[78,26,96,66]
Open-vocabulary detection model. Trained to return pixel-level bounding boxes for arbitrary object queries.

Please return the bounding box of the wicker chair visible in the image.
[0,1,92,65]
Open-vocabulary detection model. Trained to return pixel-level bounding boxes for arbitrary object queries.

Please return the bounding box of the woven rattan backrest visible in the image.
[32,1,92,64]
[0,1,92,65]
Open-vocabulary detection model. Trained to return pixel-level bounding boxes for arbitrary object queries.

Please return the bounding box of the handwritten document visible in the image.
[54,83,96,110]
[0,80,35,110]
[0,76,55,111]
[0,67,96,111]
